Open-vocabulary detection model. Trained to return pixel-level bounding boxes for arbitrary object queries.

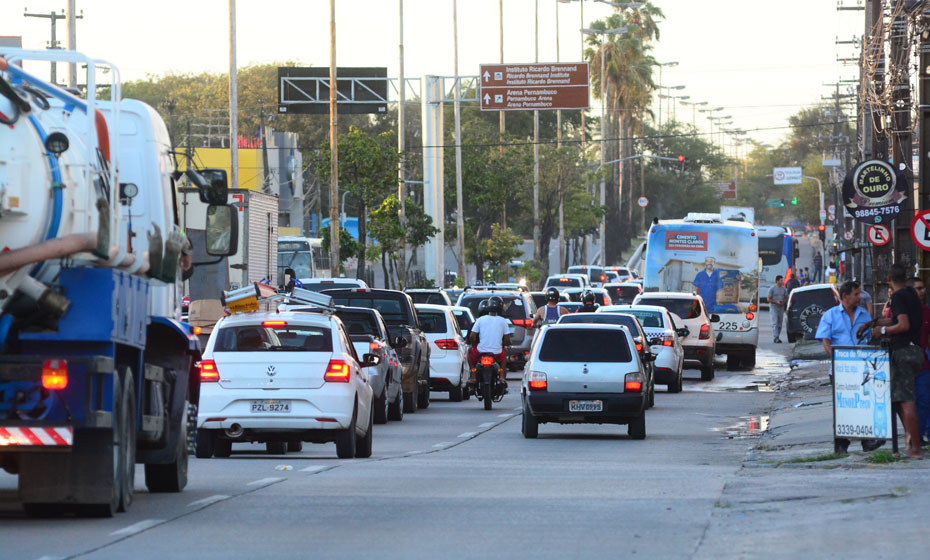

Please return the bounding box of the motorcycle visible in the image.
[473,353,507,410]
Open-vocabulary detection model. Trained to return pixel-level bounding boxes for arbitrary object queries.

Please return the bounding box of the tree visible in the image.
[320,225,364,276]
[480,224,523,282]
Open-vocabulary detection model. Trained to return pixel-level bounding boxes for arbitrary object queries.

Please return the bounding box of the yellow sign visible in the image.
[227,295,259,314]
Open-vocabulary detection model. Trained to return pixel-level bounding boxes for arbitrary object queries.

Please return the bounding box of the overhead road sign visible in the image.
[773,167,802,185]
[842,159,909,225]
[479,62,589,111]
[867,224,890,246]
[277,67,388,115]
[909,210,930,251]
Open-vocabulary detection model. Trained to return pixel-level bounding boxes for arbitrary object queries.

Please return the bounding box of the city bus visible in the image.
[643,213,761,369]
[277,236,331,281]
[756,225,799,305]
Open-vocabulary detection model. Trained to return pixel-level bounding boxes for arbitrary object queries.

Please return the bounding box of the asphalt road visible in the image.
[0,329,790,559]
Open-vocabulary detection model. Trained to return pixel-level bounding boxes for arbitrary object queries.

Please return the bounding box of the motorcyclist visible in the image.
[467,295,512,386]
[578,290,600,313]
[475,299,489,318]
[533,287,568,327]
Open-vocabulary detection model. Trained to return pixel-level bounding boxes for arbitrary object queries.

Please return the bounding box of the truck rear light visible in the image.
[624,372,643,392]
[199,360,220,382]
[435,338,459,350]
[324,360,351,382]
[528,371,547,391]
[699,324,710,340]
[41,360,68,390]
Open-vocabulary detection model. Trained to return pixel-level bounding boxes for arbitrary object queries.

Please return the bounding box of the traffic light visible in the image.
[791,196,798,205]
[818,224,826,243]
[779,199,786,207]
[678,154,685,171]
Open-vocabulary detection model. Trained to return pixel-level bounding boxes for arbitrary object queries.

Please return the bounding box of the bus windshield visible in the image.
[643,222,759,315]
[756,227,796,296]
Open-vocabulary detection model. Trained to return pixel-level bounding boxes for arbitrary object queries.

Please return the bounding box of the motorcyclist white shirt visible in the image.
[472,315,509,353]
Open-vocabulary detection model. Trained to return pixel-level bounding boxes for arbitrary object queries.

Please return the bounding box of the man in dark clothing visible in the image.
[859,263,925,459]
[785,273,800,295]
[578,290,600,313]
[813,252,824,283]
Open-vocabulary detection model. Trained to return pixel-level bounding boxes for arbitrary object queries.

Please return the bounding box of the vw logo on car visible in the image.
[266,365,276,377]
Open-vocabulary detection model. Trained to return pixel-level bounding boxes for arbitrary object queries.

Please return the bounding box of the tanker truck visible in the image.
[0,49,237,516]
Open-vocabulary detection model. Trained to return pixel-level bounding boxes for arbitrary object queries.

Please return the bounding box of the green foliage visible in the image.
[480,224,523,282]
[319,225,364,273]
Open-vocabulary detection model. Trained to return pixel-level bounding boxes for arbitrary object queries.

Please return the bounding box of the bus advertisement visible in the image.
[756,225,799,304]
[644,216,760,367]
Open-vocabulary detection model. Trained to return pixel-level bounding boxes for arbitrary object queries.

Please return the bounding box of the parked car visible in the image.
[323,288,431,412]
[301,278,369,292]
[786,283,840,343]
[197,310,377,459]
[604,282,643,305]
[333,307,405,423]
[456,289,537,370]
[599,305,686,393]
[450,305,476,338]
[406,289,453,306]
[530,291,569,309]
[521,323,651,439]
[544,274,589,290]
[567,265,608,287]
[415,304,469,401]
[562,287,612,306]
[557,312,656,407]
[633,292,717,381]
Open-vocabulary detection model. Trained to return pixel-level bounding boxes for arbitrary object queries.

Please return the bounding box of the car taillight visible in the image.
[749,304,757,312]
[479,356,496,366]
[262,320,287,327]
[661,340,674,347]
[746,312,755,320]
[528,371,547,391]
[699,324,710,340]
[199,360,219,383]
[324,360,351,382]
[369,341,382,353]
[41,359,68,390]
[435,338,459,350]
[635,342,643,352]
[192,326,202,335]
[511,318,533,328]
[624,372,643,392]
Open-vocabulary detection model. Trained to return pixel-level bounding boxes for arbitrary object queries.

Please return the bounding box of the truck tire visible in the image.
[195,430,216,459]
[417,383,430,409]
[726,354,740,371]
[144,401,189,493]
[77,373,124,518]
[118,368,137,513]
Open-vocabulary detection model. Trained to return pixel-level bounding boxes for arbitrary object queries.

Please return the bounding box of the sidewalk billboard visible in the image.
[832,346,892,440]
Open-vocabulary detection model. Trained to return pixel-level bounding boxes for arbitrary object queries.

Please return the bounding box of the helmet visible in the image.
[582,290,596,304]
[487,296,504,315]
[477,299,489,316]
[546,287,560,302]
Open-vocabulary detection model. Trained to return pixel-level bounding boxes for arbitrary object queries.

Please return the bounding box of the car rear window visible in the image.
[213,325,333,352]
[418,311,448,333]
[538,329,632,362]
[607,309,663,328]
[531,293,546,308]
[606,285,641,303]
[328,296,409,325]
[459,295,530,320]
[453,310,474,331]
[335,311,379,337]
[303,281,364,292]
[791,289,839,310]
[546,277,582,288]
[559,313,640,335]
[409,292,448,305]
[637,297,701,319]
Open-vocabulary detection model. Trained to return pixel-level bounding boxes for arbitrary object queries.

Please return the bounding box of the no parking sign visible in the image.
[867,224,890,246]
[910,210,930,251]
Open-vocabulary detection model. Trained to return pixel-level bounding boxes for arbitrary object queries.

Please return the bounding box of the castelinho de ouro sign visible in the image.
[842,159,909,225]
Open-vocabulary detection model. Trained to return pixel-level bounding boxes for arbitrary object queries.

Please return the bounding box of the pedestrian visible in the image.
[813,252,824,283]
[815,280,883,452]
[768,275,788,343]
[882,286,894,319]
[907,277,930,444]
[859,286,873,317]
[785,271,800,295]
[799,267,809,286]
[858,263,925,459]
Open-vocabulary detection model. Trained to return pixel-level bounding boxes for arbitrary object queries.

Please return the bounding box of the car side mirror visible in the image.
[206,204,239,256]
[649,338,663,346]
[361,353,382,368]
[187,168,229,205]
[677,328,690,338]
[393,336,408,348]
[710,314,721,323]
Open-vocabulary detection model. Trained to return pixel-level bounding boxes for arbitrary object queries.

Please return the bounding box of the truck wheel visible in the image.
[373,388,388,425]
[214,438,232,458]
[355,407,373,459]
[726,354,740,371]
[335,406,358,459]
[144,401,189,493]
[403,391,417,413]
[417,381,430,409]
[287,441,303,452]
[118,369,137,513]
[266,441,287,455]
[77,373,123,518]
[388,390,404,421]
[195,430,216,459]
[628,412,646,440]
[742,352,756,370]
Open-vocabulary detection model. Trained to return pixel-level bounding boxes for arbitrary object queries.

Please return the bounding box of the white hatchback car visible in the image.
[415,303,469,401]
[598,305,687,393]
[196,311,378,459]
[633,292,717,381]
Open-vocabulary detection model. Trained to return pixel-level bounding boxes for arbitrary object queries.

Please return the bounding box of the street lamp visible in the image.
[583,25,629,265]
[658,93,689,121]
[680,100,707,127]
[655,62,679,127]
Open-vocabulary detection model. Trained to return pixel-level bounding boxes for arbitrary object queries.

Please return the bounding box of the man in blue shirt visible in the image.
[815,280,882,453]
[693,257,723,313]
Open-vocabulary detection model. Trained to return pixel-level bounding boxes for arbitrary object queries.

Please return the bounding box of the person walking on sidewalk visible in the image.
[785,272,800,295]
[858,264,926,459]
[813,252,824,283]
[768,276,788,344]
[816,280,882,452]
[907,277,930,445]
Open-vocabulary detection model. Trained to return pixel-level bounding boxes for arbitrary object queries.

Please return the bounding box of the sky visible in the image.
[2,0,863,148]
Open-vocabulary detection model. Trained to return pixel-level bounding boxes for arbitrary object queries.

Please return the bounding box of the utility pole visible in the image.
[329,0,340,271]
[557,0,565,273]
[65,0,80,88]
[259,100,272,194]
[398,0,407,289]
[866,0,889,300]
[890,0,915,269]
[919,5,930,283]
[533,0,541,266]
[229,0,239,196]
[453,0,466,287]
[23,8,72,84]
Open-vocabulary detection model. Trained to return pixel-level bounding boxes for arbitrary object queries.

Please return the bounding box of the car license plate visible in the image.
[569,400,603,412]
[250,400,291,413]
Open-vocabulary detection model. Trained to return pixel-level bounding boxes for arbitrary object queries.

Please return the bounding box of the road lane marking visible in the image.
[300,465,328,472]
[187,495,229,508]
[247,477,284,486]
[478,422,495,428]
[407,450,423,454]
[457,432,476,438]
[110,519,164,537]
[497,413,514,418]
[433,442,453,448]
[34,556,63,560]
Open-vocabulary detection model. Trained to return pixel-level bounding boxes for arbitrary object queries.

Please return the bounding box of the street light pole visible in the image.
[533,0,541,266]
[229,0,239,198]
[328,0,340,271]
[453,0,465,287]
[397,0,406,288]
[556,0,565,273]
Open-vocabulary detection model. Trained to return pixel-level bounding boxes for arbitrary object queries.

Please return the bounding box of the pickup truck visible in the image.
[323,289,431,412]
